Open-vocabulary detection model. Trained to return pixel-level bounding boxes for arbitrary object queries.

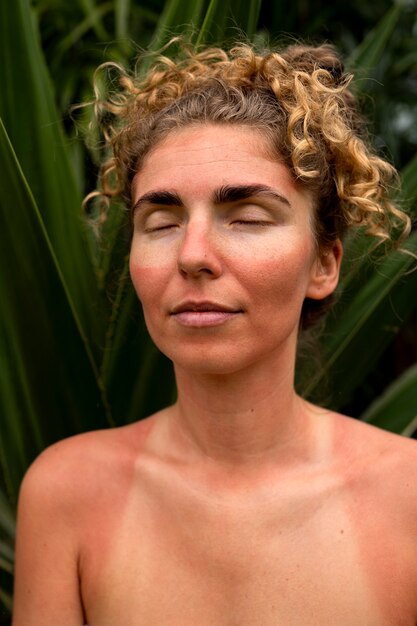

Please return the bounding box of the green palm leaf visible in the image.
[148,0,206,52]
[78,0,109,40]
[347,4,401,71]
[361,362,417,435]
[197,0,262,44]
[0,485,15,614]
[300,231,417,406]
[0,119,108,503]
[0,0,100,345]
[115,0,131,40]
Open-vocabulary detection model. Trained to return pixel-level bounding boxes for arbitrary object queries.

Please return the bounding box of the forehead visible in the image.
[132,123,312,209]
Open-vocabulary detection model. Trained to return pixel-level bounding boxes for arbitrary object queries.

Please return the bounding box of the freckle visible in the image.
[340,529,344,534]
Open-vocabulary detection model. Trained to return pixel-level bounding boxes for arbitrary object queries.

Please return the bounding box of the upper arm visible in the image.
[12,447,85,626]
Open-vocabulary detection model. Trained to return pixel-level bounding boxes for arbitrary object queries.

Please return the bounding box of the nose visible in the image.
[177,219,222,279]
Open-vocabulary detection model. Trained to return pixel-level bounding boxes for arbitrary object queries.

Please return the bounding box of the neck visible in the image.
[164,352,319,470]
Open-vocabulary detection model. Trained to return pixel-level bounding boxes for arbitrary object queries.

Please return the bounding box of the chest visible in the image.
[80,477,416,625]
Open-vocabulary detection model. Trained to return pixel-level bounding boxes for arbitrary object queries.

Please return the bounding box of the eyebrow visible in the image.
[133,190,182,213]
[132,184,291,214]
[213,184,291,207]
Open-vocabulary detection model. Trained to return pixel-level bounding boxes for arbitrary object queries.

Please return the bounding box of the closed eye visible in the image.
[144,223,179,233]
[231,219,274,227]
[228,202,277,228]
[141,208,182,233]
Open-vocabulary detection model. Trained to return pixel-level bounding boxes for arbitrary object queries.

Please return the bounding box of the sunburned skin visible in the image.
[12,125,417,625]
[16,408,417,625]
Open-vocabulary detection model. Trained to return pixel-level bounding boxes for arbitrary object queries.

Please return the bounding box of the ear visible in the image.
[306,239,343,300]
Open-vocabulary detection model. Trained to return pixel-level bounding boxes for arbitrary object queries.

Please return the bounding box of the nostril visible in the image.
[177,250,222,278]
[178,259,217,277]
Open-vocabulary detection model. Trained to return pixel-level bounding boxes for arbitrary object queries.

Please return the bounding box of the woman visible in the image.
[13,42,417,625]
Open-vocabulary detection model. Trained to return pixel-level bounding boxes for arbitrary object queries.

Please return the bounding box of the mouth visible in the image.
[170,301,243,327]
[171,301,241,314]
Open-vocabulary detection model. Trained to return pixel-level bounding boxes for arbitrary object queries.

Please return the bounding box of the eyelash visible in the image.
[232,219,271,226]
[143,217,272,233]
[144,224,178,233]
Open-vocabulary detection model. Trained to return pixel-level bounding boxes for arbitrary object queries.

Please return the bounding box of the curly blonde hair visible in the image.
[88,40,411,327]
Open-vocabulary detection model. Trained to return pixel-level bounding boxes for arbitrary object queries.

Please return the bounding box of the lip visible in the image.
[170,301,243,327]
[171,301,241,314]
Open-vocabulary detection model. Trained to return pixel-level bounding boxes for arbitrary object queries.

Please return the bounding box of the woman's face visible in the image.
[130,124,341,375]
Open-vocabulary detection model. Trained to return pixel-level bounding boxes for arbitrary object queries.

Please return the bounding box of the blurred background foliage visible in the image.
[1,0,417,621]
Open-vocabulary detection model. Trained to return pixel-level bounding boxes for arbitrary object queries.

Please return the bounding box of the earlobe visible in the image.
[306,239,343,300]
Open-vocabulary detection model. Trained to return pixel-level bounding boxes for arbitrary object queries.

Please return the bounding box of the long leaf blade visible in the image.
[300,228,417,408]
[0,0,100,344]
[0,120,108,503]
[348,4,401,71]
[148,0,206,52]
[361,362,417,434]
[197,0,261,44]
[115,0,131,40]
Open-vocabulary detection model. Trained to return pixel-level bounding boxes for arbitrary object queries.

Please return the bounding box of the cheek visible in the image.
[237,241,315,302]
[129,255,170,306]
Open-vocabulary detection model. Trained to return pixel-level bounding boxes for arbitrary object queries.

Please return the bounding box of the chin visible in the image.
[162,341,282,378]
[176,358,246,376]
[173,350,245,375]
[147,323,298,377]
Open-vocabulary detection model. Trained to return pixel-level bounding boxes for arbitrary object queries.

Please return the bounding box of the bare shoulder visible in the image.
[18,413,160,518]
[332,410,417,464]
[13,416,164,625]
[329,411,417,518]
[18,416,166,549]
